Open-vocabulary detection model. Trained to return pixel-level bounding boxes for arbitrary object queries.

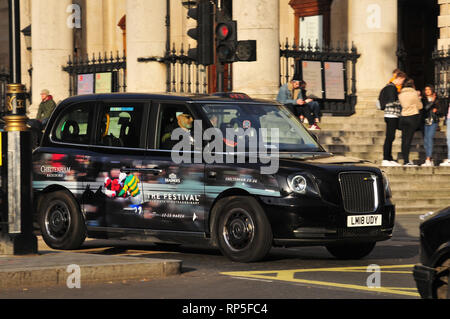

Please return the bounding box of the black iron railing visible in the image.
[0,67,9,113]
[137,43,209,94]
[164,43,209,94]
[63,52,127,96]
[280,39,360,116]
[432,46,450,107]
[138,43,235,94]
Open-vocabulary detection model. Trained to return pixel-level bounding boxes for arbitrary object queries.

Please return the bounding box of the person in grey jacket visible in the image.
[276,77,320,130]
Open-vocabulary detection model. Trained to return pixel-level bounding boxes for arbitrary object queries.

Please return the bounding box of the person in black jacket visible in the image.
[378,70,407,166]
[439,99,450,166]
[420,85,442,166]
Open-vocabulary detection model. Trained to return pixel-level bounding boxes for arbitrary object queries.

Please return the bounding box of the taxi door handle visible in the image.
[122,167,162,175]
[141,168,163,175]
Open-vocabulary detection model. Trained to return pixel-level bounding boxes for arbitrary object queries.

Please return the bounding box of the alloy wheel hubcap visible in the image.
[45,201,71,241]
[223,208,255,251]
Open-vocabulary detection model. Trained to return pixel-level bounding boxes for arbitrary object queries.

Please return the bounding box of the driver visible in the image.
[161,111,195,149]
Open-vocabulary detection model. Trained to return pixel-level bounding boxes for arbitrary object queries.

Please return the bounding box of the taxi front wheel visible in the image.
[39,190,86,250]
[216,196,272,263]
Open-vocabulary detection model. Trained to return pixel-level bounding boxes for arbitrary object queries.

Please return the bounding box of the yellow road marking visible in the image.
[113,250,172,256]
[221,264,419,297]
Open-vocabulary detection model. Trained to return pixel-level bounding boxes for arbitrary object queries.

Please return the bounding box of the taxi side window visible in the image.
[95,104,144,149]
[52,103,92,145]
[157,104,195,150]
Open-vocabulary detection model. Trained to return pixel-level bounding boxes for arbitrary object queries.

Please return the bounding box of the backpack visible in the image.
[377,84,394,111]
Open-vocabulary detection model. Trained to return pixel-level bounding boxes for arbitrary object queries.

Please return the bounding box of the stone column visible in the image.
[31,0,73,115]
[126,0,166,93]
[232,0,280,99]
[438,0,450,50]
[348,0,398,98]
[85,0,104,53]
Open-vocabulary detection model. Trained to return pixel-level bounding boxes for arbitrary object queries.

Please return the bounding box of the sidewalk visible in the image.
[0,237,182,290]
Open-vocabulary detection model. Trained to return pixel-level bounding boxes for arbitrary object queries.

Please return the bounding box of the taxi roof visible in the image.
[59,92,278,106]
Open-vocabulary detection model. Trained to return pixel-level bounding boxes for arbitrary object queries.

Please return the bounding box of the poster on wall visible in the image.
[301,60,323,99]
[324,62,345,100]
[77,74,94,95]
[95,73,113,94]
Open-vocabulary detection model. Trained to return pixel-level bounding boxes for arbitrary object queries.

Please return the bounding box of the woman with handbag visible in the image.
[421,85,442,166]
[398,79,423,166]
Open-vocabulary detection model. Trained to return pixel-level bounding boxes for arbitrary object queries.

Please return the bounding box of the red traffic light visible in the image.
[216,23,232,40]
[218,25,229,38]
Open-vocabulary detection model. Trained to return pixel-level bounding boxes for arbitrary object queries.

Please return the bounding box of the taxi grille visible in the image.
[339,172,379,214]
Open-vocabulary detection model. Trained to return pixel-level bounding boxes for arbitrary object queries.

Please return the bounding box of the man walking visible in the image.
[36,89,57,124]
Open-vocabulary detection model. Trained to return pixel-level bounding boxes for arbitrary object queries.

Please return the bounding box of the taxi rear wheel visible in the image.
[326,242,376,260]
[216,196,272,263]
[39,190,86,250]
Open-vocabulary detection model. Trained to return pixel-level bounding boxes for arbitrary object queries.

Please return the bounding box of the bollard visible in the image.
[0,83,37,255]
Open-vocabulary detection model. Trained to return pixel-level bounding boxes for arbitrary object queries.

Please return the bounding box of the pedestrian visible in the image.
[398,78,423,166]
[36,89,57,125]
[389,69,404,94]
[276,75,304,118]
[439,100,450,166]
[276,76,321,130]
[379,70,407,166]
[299,80,321,130]
[27,89,57,148]
[420,85,442,166]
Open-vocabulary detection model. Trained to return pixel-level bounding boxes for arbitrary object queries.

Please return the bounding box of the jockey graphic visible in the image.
[118,172,143,215]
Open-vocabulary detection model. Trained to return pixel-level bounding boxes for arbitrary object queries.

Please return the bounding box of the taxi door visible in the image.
[139,101,206,233]
[85,100,148,229]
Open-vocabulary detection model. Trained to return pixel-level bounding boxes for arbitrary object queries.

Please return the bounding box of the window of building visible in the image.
[299,15,324,49]
[289,0,332,47]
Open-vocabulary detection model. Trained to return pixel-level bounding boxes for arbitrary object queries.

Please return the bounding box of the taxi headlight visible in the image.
[287,173,320,197]
[288,175,307,194]
[382,171,392,199]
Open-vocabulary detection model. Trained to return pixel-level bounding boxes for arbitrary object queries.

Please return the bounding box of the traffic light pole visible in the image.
[0,0,37,255]
[216,62,224,92]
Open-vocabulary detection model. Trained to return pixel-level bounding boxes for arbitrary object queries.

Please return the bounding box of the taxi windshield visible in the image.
[200,103,324,153]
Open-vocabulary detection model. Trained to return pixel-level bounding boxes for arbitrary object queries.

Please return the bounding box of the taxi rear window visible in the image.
[52,103,93,145]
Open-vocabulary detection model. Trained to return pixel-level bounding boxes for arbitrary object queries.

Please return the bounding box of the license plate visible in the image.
[347,215,382,227]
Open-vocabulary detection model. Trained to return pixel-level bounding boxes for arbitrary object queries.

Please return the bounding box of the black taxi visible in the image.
[32,92,395,262]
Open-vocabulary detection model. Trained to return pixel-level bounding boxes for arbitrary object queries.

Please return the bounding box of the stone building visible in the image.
[0,0,448,117]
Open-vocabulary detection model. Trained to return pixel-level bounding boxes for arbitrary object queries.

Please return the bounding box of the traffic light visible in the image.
[216,14,238,63]
[236,40,257,62]
[187,0,214,66]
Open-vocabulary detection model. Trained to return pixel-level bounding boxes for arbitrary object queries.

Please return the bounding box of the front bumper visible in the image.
[259,195,395,247]
[413,264,436,299]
